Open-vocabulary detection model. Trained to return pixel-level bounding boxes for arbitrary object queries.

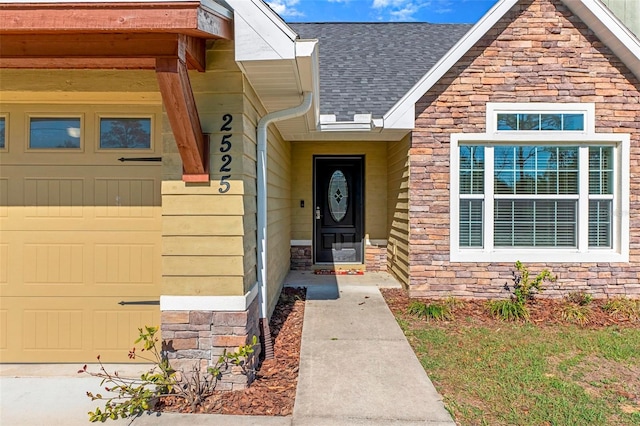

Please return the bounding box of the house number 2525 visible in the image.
[218,114,233,193]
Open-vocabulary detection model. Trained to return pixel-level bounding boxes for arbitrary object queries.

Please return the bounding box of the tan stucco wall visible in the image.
[386,136,410,288]
[290,142,388,242]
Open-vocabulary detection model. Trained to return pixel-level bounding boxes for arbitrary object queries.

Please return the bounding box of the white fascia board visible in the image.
[383,0,519,130]
[319,113,380,132]
[161,282,259,312]
[563,0,640,81]
[228,0,297,61]
[296,39,321,130]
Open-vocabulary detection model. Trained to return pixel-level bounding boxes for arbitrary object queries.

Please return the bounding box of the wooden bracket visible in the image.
[182,134,210,183]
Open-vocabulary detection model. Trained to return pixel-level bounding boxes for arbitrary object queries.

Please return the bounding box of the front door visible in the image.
[314,156,364,263]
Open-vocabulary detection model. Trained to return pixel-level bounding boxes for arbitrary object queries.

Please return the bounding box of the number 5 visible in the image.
[219,175,231,193]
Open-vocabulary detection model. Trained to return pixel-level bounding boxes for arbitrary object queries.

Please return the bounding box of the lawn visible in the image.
[382,289,640,426]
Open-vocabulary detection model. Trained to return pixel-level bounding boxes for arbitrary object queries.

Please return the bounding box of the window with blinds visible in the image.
[458,144,614,250]
[451,103,628,263]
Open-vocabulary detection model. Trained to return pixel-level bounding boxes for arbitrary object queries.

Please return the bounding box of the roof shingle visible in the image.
[289,22,473,121]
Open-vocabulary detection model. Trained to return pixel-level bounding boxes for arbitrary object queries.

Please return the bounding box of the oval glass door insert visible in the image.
[328,170,348,222]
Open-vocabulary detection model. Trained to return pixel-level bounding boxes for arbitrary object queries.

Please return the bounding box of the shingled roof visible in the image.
[289,22,473,121]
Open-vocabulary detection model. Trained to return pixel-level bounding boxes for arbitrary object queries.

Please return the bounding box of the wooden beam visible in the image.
[0,33,209,71]
[180,35,206,73]
[0,58,157,69]
[0,2,233,39]
[156,57,208,181]
[1,33,179,56]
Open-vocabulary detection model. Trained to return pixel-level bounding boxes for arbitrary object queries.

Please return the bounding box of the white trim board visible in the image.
[160,282,258,312]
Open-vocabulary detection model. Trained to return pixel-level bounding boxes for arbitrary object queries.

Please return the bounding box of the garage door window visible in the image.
[99,117,152,150]
[29,116,82,149]
[0,115,6,150]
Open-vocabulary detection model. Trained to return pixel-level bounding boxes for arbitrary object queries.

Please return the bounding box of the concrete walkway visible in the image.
[0,271,454,425]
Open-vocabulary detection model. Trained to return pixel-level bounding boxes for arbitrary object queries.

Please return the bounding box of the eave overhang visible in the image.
[226,0,320,139]
[0,0,233,181]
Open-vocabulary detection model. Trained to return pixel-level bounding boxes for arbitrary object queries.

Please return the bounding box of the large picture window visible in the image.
[451,104,629,263]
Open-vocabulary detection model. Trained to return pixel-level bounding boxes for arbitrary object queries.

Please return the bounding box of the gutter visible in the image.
[256,91,313,357]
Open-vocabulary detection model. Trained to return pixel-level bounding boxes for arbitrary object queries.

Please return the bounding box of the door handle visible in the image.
[315,206,321,220]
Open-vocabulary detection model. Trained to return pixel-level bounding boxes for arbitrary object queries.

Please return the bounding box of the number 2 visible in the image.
[220,114,233,132]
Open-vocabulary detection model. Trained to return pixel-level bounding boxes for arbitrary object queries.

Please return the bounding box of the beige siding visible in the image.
[161,40,292,313]
[290,142,388,242]
[242,77,292,317]
[161,41,256,297]
[386,136,410,288]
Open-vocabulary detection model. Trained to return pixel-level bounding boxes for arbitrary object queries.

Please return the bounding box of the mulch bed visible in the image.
[157,286,636,417]
[381,288,639,328]
[157,287,306,416]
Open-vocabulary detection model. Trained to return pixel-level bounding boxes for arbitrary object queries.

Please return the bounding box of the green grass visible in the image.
[401,322,640,425]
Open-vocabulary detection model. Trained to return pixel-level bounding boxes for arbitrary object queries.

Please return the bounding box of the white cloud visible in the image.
[267,0,305,18]
[371,0,454,21]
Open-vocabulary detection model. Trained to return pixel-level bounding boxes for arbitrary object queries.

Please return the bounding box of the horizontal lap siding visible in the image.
[243,80,292,317]
[162,41,256,297]
[410,0,640,298]
[387,136,411,288]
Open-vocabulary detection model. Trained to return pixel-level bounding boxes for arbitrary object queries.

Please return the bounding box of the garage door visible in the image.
[0,103,162,362]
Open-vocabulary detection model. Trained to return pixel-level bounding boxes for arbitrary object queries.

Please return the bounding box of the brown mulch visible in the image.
[156,286,636,417]
[157,287,306,416]
[381,287,639,328]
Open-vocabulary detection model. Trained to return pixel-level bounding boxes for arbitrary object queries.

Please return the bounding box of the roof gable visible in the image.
[384,0,640,130]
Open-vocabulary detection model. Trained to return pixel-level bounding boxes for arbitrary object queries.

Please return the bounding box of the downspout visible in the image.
[256,91,313,359]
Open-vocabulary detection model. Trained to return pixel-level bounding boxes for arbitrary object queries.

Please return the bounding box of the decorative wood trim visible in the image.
[0,2,232,39]
[0,33,207,71]
[156,57,208,180]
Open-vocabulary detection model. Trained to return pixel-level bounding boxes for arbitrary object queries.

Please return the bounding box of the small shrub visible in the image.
[565,292,593,306]
[603,297,640,321]
[488,261,556,321]
[408,300,454,321]
[487,299,529,321]
[561,303,592,325]
[80,326,257,422]
[511,260,556,305]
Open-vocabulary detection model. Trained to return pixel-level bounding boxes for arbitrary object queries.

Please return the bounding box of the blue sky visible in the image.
[266,0,500,23]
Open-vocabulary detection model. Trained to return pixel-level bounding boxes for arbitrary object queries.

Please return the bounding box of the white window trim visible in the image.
[487,102,595,134]
[450,104,629,264]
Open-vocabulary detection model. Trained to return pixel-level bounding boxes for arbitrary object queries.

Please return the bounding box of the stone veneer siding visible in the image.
[365,245,388,272]
[290,245,313,270]
[410,0,640,299]
[161,295,261,390]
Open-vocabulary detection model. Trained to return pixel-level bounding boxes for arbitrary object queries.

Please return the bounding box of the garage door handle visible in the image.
[117,157,162,162]
[118,300,160,306]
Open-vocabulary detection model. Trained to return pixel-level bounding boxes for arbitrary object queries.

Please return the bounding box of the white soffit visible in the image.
[383,0,640,131]
[228,0,297,62]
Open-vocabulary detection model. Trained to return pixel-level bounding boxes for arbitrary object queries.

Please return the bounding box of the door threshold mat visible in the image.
[314,269,364,275]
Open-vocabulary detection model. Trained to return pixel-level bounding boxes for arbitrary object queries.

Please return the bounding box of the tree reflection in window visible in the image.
[100,118,151,149]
